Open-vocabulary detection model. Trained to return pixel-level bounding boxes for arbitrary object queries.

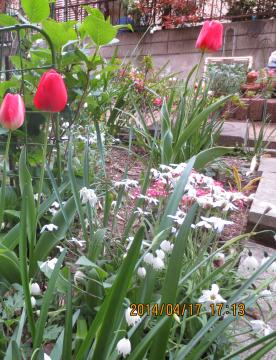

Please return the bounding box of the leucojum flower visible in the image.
[116,337,131,358]
[198,284,226,312]
[80,187,98,207]
[125,307,141,327]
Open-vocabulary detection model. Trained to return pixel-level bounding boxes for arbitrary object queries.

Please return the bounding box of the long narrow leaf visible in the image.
[33,250,67,349]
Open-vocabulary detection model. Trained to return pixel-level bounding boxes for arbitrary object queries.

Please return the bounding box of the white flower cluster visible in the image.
[77,132,105,145]
[151,163,248,211]
[193,216,234,233]
[239,250,276,279]
[80,187,98,207]
[29,282,42,308]
[143,240,174,271]
[114,179,139,190]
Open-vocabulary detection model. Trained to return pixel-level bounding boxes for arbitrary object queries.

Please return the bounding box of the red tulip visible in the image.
[195,20,223,52]
[34,69,67,112]
[0,93,25,130]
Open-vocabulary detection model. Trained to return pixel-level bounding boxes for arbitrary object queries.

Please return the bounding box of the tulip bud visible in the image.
[195,20,223,52]
[34,69,68,112]
[0,93,25,130]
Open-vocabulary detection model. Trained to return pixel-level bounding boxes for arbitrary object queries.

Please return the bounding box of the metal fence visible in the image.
[53,0,276,27]
[53,0,124,24]
[2,0,276,26]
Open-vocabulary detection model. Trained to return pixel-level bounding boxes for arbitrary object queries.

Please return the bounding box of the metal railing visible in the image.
[53,0,125,24]
[2,0,276,27]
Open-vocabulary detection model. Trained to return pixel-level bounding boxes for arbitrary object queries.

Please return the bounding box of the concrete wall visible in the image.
[100,19,276,77]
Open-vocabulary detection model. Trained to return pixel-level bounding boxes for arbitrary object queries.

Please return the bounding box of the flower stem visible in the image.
[37,114,51,211]
[56,113,62,185]
[0,130,12,227]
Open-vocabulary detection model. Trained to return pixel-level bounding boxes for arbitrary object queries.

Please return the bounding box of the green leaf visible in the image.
[31,196,77,276]
[128,317,170,360]
[50,310,80,360]
[2,182,70,251]
[77,226,145,360]
[68,142,88,242]
[62,272,72,360]
[19,147,37,270]
[76,256,107,278]
[194,146,234,170]
[154,155,195,243]
[11,341,22,359]
[33,250,67,349]
[19,184,36,339]
[0,80,20,98]
[0,14,19,26]
[80,13,117,46]
[0,246,21,283]
[149,205,198,359]
[21,0,50,23]
[42,19,77,51]
[5,308,26,360]
[173,95,231,159]
[83,7,105,19]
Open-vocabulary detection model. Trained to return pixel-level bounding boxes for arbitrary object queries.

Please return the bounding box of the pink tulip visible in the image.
[195,20,223,52]
[0,93,25,130]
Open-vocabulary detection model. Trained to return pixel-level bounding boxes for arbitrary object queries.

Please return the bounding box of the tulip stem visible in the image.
[37,115,51,211]
[56,114,62,185]
[0,130,12,227]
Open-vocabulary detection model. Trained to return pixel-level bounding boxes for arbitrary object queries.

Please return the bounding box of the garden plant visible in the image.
[0,2,275,360]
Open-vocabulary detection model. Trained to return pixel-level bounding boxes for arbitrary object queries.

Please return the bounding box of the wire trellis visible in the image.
[0,24,59,184]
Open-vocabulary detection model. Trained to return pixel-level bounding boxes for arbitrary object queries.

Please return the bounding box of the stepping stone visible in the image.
[219,121,276,150]
[247,159,276,248]
[219,121,248,146]
[258,157,276,173]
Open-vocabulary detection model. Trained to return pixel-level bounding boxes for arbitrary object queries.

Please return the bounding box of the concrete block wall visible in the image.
[100,19,276,77]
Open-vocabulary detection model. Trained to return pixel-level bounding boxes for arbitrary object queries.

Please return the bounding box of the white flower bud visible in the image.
[155,249,165,260]
[152,256,165,271]
[30,283,41,296]
[137,267,146,278]
[143,253,154,265]
[160,240,174,253]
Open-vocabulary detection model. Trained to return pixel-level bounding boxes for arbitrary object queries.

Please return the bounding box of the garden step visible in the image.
[247,158,276,248]
[219,121,276,150]
[228,98,276,123]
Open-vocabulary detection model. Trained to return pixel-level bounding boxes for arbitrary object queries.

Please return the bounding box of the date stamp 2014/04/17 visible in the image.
[130,303,245,317]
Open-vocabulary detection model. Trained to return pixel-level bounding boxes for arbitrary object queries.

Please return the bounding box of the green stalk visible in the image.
[94,119,106,177]
[0,130,12,226]
[36,114,51,213]
[55,113,62,185]
[19,184,36,339]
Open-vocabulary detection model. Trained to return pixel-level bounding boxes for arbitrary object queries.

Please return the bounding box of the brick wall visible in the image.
[100,19,276,77]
